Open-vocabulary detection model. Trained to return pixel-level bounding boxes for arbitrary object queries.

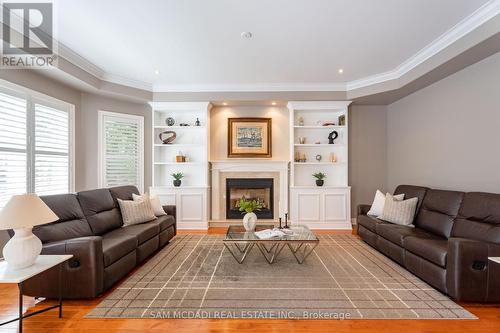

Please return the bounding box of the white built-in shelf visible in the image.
[154,143,202,147]
[154,125,206,129]
[294,125,346,129]
[293,162,346,166]
[294,143,345,147]
[154,162,205,165]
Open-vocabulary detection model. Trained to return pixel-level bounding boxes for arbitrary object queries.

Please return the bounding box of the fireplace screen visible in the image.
[226,178,274,219]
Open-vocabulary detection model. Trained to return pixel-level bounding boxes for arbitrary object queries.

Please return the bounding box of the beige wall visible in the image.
[209,105,290,161]
[387,51,500,193]
[78,93,152,191]
[348,105,388,216]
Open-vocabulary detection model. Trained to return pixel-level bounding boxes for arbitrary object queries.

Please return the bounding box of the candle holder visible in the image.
[278,217,282,229]
[284,213,289,229]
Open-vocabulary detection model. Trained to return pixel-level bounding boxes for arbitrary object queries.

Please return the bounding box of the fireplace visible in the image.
[226,178,274,219]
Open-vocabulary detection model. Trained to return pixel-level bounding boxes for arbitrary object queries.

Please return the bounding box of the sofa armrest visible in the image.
[447,237,500,302]
[23,236,104,299]
[357,204,371,216]
[163,205,176,219]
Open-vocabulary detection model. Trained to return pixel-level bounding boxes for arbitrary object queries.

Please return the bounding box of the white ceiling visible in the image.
[55,0,492,91]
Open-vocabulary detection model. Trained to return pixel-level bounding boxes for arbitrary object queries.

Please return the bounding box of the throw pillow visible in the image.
[379,193,418,226]
[118,198,156,227]
[132,193,167,217]
[367,190,404,217]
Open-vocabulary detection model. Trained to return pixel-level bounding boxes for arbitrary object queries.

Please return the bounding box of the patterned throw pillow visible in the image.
[132,193,167,217]
[367,190,405,217]
[118,198,156,227]
[379,193,418,226]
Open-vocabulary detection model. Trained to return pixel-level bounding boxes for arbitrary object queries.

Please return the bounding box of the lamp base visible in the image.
[2,227,42,269]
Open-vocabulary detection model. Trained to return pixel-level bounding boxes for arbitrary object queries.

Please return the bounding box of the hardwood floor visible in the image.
[0,228,498,333]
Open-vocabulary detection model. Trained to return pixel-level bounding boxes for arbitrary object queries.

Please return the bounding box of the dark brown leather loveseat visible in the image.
[357,185,500,302]
[12,185,176,299]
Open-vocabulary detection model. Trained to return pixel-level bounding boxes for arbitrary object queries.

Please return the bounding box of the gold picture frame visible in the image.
[228,118,272,158]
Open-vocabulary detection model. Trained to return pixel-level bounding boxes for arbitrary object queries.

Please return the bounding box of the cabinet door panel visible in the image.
[180,193,204,221]
[324,193,347,221]
[297,193,321,221]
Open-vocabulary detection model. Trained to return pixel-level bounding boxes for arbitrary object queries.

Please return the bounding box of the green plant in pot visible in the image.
[236,197,263,231]
[313,172,326,186]
[171,172,184,187]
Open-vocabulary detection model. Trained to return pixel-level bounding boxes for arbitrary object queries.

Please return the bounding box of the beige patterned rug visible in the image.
[87,234,476,319]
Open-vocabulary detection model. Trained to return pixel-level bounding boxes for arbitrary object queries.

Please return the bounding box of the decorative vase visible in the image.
[243,212,257,231]
[173,179,181,187]
[316,179,324,187]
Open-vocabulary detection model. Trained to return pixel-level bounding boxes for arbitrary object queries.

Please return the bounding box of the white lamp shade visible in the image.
[0,194,58,230]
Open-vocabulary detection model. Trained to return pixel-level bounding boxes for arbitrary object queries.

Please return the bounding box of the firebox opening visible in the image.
[226,178,274,219]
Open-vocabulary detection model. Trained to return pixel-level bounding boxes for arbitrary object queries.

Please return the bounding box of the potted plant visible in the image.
[171,172,184,187]
[236,197,263,231]
[312,172,326,186]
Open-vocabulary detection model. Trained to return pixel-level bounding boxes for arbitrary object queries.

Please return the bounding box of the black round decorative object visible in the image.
[328,130,339,144]
[166,117,175,126]
[159,131,176,144]
[316,179,324,186]
[173,179,181,187]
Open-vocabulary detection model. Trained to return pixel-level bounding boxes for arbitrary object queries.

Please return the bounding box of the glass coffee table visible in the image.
[223,225,319,264]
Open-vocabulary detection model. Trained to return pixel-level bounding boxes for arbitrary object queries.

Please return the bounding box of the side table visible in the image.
[0,255,73,332]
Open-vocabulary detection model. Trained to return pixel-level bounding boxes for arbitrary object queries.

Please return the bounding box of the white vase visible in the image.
[3,227,42,269]
[243,212,257,231]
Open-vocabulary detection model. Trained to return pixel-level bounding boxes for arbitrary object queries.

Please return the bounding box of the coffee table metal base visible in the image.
[224,240,318,264]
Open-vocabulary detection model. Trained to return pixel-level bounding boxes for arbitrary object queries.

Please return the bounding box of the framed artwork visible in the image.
[228,118,272,158]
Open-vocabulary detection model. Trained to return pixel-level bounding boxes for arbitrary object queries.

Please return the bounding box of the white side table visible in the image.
[0,255,73,333]
[489,257,500,265]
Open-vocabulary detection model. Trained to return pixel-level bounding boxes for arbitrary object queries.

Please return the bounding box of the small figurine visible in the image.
[328,130,339,144]
[195,118,201,126]
[298,116,304,126]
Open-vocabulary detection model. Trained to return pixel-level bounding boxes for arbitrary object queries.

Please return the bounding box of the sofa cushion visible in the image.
[414,189,464,239]
[102,229,137,267]
[150,215,176,232]
[109,185,140,203]
[394,185,429,213]
[404,236,448,267]
[34,194,93,243]
[78,188,123,235]
[357,214,387,233]
[376,223,434,247]
[452,192,500,244]
[121,222,160,244]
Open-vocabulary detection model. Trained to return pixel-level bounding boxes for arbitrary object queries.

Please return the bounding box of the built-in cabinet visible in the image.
[288,101,352,229]
[149,102,211,229]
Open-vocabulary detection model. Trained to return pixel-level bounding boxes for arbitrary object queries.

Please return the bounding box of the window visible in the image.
[0,84,74,209]
[98,111,144,192]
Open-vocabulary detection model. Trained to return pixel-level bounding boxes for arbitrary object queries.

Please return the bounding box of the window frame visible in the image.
[0,80,75,199]
[98,110,144,193]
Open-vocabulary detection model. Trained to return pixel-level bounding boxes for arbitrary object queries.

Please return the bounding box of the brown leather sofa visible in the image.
[11,186,176,299]
[357,185,500,302]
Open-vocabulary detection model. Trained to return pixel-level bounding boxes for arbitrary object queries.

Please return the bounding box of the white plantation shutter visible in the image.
[34,103,71,195]
[0,92,27,209]
[99,111,144,191]
[0,86,74,209]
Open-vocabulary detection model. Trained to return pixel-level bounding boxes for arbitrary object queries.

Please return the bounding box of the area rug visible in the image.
[86,234,476,319]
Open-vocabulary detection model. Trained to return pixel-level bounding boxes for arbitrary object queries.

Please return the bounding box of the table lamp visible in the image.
[0,194,58,269]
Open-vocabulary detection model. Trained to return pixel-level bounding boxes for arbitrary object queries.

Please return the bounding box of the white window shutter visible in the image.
[34,103,71,196]
[0,92,27,209]
[99,112,144,191]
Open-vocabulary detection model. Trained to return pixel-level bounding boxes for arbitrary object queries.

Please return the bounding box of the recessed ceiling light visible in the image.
[241,31,253,39]
[154,69,160,75]
[271,102,277,106]
[338,68,344,74]
[222,102,228,106]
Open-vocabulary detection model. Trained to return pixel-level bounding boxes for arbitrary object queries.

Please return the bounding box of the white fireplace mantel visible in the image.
[210,160,289,221]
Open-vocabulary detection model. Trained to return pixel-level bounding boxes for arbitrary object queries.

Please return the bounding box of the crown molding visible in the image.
[346,0,500,90]
[14,0,500,95]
